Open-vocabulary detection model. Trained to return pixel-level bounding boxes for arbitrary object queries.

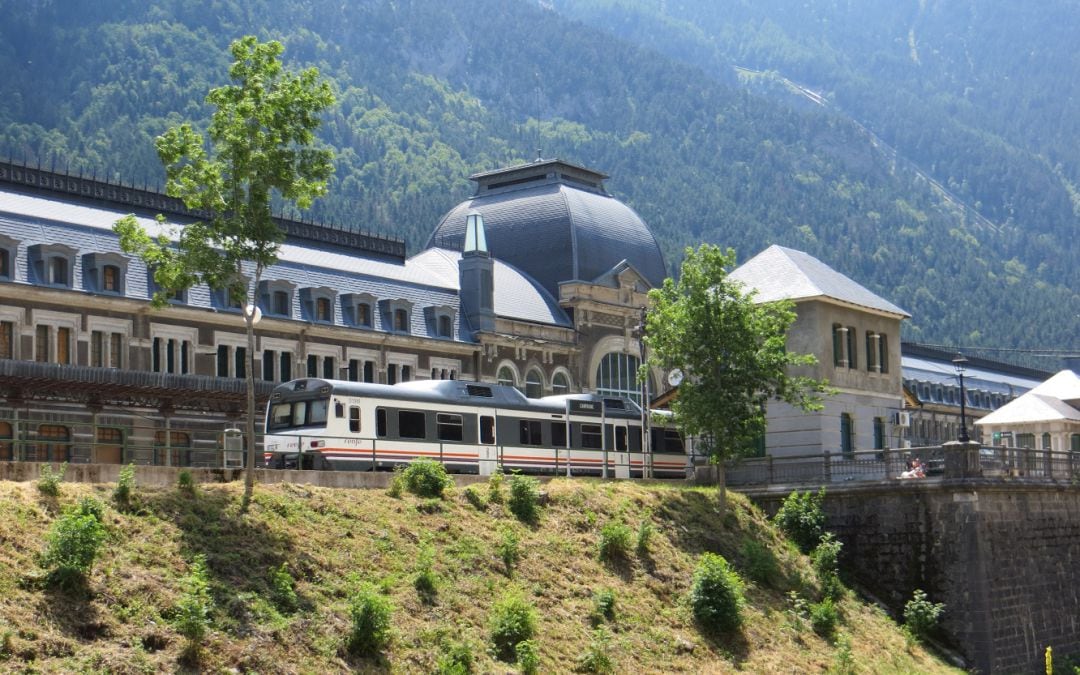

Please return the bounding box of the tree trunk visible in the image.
[717,460,727,523]
[240,270,261,513]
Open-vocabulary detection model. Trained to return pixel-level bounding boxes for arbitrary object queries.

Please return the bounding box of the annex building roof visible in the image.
[976,370,1080,425]
[729,245,909,318]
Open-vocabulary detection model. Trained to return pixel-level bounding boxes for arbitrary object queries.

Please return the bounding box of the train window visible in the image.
[349,407,361,433]
[437,413,463,442]
[335,401,345,418]
[519,420,542,445]
[653,428,684,454]
[581,423,602,449]
[551,422,567,448]
[399,410,426,439]
[376,408,387,437]
[615,426,628,452]
[309,399,328,425]
[270,403,292,429]
[291,402,308,426]
[480,416,495,444]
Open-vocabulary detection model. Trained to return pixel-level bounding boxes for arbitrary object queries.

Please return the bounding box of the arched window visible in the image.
[497,366,516,388]
[552,371,570,395]
[525,369,543,399]
[596,352,641,403]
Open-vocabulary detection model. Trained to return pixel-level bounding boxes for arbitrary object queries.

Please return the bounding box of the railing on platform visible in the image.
[725,445,1080,488]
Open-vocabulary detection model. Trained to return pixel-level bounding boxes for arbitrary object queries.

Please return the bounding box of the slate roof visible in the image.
[0,186,472,340]
[976,370,1080,425]
[729,245,909,317]
[427,160,666,299]
[408,248,572,327]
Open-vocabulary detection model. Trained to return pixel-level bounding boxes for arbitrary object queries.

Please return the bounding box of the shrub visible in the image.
[348,583,393,656]
[590,588,617,626]
[690,552,744,634]
[387,465,405,498]
[489,590,537,661]
[809,597,839,639]
[812,533,844,600]
[463,485,487,510]
[508,474,540,523]
[741,538,780,587]
[515,639,540,674]
[786,590,809,632]
[436,638,475,674]
[177,470,195,493]
[575,627,614,673]
[414,541,438,599]
[903,589,944,641]
[402,458,453,498]
[597,521,633,562]
[774,488,826,553]
[113,463,136,509]
[487,469,505,504]
[175,555,213,644]
[635,515,654,555]
[42,504,106,590]
[76,496,105,522]
[496,525,521,576]
[831,632,855,674]
[269,563,298,614]
[37,462,67,497]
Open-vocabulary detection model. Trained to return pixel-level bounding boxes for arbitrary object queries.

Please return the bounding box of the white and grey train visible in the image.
[263,378,694,479]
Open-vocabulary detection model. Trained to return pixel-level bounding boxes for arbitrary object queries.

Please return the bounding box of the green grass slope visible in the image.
[0,477,959,673]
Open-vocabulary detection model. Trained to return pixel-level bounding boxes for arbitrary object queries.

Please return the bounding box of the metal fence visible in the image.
[725,445,1080,488]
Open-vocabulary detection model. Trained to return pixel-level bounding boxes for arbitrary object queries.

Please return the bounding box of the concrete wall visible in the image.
[753,482,1080,673]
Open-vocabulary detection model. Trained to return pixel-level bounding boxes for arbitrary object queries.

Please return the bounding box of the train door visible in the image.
[478,413,497,475]
[606,420,631,479]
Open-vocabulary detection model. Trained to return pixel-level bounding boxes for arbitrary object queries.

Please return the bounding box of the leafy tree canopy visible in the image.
[645,244,829,461]
[113,35,335,510]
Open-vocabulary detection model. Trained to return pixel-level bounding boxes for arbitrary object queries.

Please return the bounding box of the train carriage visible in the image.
[264,378,693,479]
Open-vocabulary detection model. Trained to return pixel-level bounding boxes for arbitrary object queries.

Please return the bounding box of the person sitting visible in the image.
[900,458,925,479]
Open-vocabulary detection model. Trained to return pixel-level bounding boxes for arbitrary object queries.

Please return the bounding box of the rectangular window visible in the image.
[56,326,70,364]
[357,303,371,327]
[436,413,463,442]
[91,331,104,367]
[349,407,361,433]
[480,415,495,445]
[873,417,884,450]
[0,320,12,359]
[322,356,335,379]
[316,297,332,321]
[153,337,162,372]
[401,365,411,382]
[376,408,387,437]
[866,332,878,372]
[307,354,318,378]
[234,346,246,379]
[878,335,889,374]
[35,325,48,362]
[348,359,359,382]
[103,265,119,292]
[398,410,426,439]
[551,422,567,448]
[387,364,398,385]
[363,360,374,383]
[0,249,8,278]
[614,426,628,452]
[217,345,229,377]
[263,350,276,381]
[581,423,602,449]
[832,325,843,367]
[110,333,123,368]
[280,352,292,382]
[519,420,542,446]
[166,338,176,373]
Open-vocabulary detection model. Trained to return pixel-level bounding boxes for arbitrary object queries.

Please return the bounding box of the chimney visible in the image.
[459,210,495,334]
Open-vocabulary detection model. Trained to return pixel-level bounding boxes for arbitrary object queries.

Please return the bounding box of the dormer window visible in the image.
[424,305,456,339]
[212,278,249,311]
[83,252,128,295]
[379,298,414,334]
[0,234,17,281]
[342,293,376,328]
[300,286,337,324]
[30,244,77,288]
[258,279,296,318]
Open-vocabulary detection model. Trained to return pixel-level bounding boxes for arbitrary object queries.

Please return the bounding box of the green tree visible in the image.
[644,244,828,514]
[114,35,335,511]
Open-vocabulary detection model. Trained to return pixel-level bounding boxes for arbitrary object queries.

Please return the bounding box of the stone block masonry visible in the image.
[751,481,1080,674]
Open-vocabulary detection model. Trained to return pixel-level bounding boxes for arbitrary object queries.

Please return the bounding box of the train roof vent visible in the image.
[604,398,625,410]
[466,385,494,398]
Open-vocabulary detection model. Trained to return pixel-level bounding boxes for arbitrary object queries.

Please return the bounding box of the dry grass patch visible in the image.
[0,477,961,673]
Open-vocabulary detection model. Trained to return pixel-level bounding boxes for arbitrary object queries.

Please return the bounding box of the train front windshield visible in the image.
[268,397,330,431]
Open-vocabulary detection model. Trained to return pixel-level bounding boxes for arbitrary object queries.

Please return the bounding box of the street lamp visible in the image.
[636,306,651,478]
[952,353,970,443]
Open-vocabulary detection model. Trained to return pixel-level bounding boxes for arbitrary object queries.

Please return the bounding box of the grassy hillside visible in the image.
[0,475,958,673]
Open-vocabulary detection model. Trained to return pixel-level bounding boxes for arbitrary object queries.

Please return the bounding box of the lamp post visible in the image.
[636,306,650,478]
[952,353,970,443]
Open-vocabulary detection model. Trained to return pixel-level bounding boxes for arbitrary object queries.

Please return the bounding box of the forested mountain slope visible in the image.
[0,0,1075,363]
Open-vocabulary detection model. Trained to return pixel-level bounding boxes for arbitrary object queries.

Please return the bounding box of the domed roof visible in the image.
[427,159,666,298]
